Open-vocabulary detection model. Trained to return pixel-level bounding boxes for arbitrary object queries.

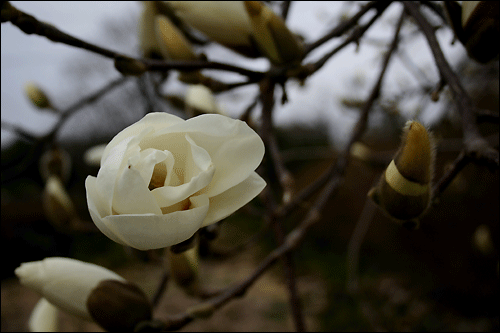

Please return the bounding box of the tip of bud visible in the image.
[24,81,52,109]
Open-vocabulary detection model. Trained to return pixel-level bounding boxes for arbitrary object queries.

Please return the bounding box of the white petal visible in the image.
[96,128,151,215]
[86,176,129,246]
[29,298,59,332]
[112,163,162,215]
[15,257,125,321]
[99,194,209,250]
[153,114,265,197]
[101,112,185,163]
[152,163,214,208]
[202,172,266,226]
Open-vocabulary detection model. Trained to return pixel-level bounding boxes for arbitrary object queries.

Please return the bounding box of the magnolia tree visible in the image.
[2,1,499,331]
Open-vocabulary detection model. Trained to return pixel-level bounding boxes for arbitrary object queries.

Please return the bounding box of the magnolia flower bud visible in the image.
[42,175,77,228]
[87,279,152,331]
[39,147,72,184]
[168,244,199,294]
[445,1,499,63]
[24,82,53,109]
[155,15,198,61]
[83,144,107,167]
[138,2,164,59]
[29,298,59,332]
[473,224,494,256]
[244,1,304,65]
[164,1,260,58]
[15,257,125,321]
[185,84,217,117]
[154,14,204,84]
[368,121,435,227]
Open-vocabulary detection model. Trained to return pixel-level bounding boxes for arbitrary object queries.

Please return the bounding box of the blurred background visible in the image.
[2,1,498,331]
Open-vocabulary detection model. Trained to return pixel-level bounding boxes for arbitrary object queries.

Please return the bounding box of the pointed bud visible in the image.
[368,121,435,223]
[155,15,198,61]
[164,1,260,58]
[138,2,164,59]
[185,84,217,117]
[460,1,499,63]
[445,1,499,63]
[42,175,77,228]
[244,1,304,65]
[87,279,152,331]
[29,298,59,332]
[83,144,107,167]
[473,224,494,256]
[168,244,199,294]
[24,82,53,110]
[39,147,72,184]
[15,257,125,321]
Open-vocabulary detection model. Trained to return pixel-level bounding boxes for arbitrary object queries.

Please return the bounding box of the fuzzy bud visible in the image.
[368,121,435,225]
[24,82,53,109]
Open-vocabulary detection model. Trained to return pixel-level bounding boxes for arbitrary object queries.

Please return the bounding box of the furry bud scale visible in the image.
[368,121,435,222]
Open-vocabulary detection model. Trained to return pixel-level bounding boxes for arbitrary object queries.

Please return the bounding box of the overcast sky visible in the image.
[1,1,467,149]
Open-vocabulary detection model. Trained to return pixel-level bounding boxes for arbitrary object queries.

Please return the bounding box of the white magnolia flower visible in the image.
[85,113,266,251]
[15,257,125,321]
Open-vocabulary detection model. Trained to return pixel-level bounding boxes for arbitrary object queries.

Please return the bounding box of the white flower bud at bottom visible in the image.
[29,298,59,332]
[15,257,125,321]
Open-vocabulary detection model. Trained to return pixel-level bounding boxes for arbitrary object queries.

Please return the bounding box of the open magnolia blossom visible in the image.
[85,112,266,251]
[15,257,125,322]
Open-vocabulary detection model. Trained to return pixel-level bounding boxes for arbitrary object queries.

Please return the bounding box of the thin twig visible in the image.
[305,2,391,77]
[259,78,305,332]
[2,2,266,82]
[303,1,383,56]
